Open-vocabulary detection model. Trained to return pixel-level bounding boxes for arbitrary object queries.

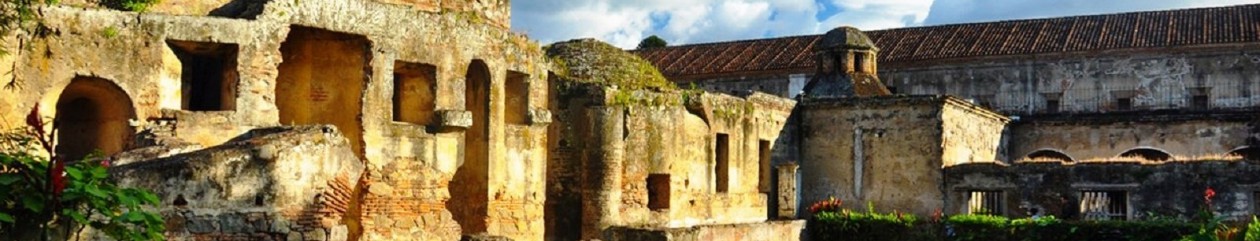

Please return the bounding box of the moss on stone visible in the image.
[545,38,675,90]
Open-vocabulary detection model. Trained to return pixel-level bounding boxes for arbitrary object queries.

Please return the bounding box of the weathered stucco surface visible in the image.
[111,125,364,240]
[543,39,800,240]
[548,84,797,240]
[1008,113,1256,162]
[799,95,1006,217]
[881,48,1260,114]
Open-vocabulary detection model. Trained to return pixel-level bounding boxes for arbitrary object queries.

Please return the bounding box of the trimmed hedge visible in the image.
[809,212,1198,241]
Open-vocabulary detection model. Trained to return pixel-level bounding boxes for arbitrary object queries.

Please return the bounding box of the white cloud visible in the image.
[818,0,934,31]
[510,0,1260,49]
[512,0,829,48]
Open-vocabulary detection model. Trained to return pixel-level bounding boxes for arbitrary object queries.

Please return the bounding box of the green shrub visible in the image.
[0,105,164,240]
[945,214,1010,241]
[1246,217,1260,241]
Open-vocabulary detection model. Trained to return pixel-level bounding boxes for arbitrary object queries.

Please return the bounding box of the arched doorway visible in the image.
[1025,149,1075,163]
[449,60,491,234]
[1118,147,1172,162]
[55,77,136,161]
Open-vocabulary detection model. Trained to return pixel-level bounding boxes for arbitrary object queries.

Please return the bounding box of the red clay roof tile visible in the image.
[634,4,1260,79]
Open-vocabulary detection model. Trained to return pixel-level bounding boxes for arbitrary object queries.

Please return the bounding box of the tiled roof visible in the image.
[635,4,1260,79]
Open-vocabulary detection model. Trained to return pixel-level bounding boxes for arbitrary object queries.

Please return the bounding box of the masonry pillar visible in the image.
[777,163,800,218]
[582,107,624,239]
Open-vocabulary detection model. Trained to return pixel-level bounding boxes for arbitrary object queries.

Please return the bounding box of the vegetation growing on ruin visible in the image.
[544,38,675,91]
[0,106,165,240]
[100,0,161,12]
[1,0,158,89]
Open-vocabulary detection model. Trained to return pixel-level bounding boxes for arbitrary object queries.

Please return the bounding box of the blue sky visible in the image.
[510,0,1260,49]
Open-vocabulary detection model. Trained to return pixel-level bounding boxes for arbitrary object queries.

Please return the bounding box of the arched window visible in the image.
[1025,149,1074,163]
[1118,147,1172,161]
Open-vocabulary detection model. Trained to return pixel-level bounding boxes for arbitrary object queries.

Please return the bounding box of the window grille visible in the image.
[1081,191,1128,220]
[967,191,1004,215]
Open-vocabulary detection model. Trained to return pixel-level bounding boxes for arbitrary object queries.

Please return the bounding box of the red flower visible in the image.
[25,103,41,129]
[810,197,844,214]
[101,157,111,168]
[1205,187,1217,204]
[50,158,66,196]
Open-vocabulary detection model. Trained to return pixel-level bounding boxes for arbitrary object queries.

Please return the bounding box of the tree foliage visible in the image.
[0,105,165,240]
[637,35,667,49]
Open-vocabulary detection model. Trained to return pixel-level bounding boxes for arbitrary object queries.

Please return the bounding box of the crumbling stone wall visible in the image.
[1008,112,1255,162]
[0,1,549,240]
[941,100,1010,165]
[544,38,802,240]
[799,95,1006,217]
[945,160,1260,221]
[548,83,795,239]
[110,126,364,241]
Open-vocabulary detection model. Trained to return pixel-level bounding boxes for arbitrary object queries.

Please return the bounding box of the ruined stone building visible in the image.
[638,4,1260,222]
[8,0,1260,240]
[0,0,805,241]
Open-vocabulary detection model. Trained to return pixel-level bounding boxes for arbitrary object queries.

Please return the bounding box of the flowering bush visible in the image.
[810,196,844,214]
[0,105,164,240]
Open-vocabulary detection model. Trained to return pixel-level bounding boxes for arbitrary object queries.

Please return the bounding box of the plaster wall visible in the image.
[799,96,947,217]
[1008,114,1255,162]
[881,47,1260,115]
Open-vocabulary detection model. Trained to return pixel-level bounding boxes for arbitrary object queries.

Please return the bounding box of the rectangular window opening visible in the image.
[1081,191,1128,221]
[505,71,530,125]
[1046,100,1060,113]
[1116,98,1132,111]
[758,140,772,193]
[393,61,437,125]
[1193,95,1210,110]
[853,52,866,73]
[715,133,730,193]
[167,40,240,111]
[966,191,1004,216]
[648,174,671,211]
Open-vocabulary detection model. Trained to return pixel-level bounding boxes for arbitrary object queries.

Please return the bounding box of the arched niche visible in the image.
[449,59,492,234]
[1228,146,1260,160]
[1025,149,1075,163]
[55,77,136,161]
[1117,147,1172,162]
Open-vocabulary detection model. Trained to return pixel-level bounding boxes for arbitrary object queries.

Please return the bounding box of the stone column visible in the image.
[581,107,624,239]
[777,163,800,219]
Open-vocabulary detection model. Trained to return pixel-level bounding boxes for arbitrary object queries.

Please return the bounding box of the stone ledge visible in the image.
[527,108,552,125]
[435,110,473,130]
[603,220,805,241]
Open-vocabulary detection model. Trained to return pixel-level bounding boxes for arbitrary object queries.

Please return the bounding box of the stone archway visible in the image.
[1118,147,1172,162]
[449,59,492,234]
[55,77,136,161]
[1025,149,1075,163]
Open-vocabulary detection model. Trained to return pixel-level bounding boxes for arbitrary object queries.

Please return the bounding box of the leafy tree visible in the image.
[637,35,667,49]
[0,104,165,240]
